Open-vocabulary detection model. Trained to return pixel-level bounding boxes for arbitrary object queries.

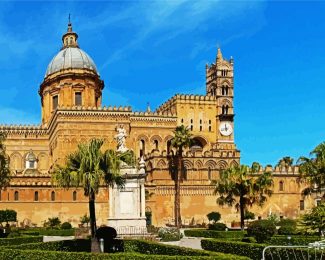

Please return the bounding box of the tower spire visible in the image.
[217,47,223,61]
[62,15,79,49]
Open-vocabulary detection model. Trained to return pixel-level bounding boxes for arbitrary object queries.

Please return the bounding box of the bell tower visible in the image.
[206,48,235,143]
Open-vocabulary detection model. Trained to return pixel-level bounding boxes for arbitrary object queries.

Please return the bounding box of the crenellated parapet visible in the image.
[156,94,216,114]
[255,165,300,176]
[0,124,47,137]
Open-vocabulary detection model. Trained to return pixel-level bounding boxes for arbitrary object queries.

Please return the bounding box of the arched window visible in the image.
[222,105,229,115]
[225,86,229,95]
[52,95,58,110]
[14,191,19,201]
[73,191,77,201]
[208,120,212,132]
[75,92,82,106]
[26,150,37,169]
[139,140,145,157]
[190,119,193,131]
[279,181,284,191]
[51,191,55,201]
[199,119,202,131]
[34,191,39,201]
[153,140,159,150]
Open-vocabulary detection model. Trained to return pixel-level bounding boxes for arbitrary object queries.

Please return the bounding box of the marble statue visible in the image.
[115,125,128,152]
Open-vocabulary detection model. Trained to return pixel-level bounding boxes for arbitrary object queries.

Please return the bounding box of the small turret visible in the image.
[216,47,223,61]
[62,15,79,49]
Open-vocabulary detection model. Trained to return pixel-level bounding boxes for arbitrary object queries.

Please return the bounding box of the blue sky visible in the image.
[0,1,324,166]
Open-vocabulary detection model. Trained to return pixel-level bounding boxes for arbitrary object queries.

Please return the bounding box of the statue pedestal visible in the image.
[107,164,147,235]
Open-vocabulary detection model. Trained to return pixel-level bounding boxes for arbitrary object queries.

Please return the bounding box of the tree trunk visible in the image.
[239,195,245,231]
[89,191,100,252]
[174,148,182,229]
[89,191,97,237]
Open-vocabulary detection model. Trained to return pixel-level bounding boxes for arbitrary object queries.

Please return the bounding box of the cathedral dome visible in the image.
[45,47,98,78]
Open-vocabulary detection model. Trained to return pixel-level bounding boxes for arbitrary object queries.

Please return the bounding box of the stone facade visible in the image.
[0,22,312,228]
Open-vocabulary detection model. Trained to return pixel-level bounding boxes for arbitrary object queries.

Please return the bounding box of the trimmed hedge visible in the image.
[19,228,75,236]
[184,229,245,240]
[8,239,90,252]
[1,239,249,260]
[269,235,321,246]
[124,239,225,256]
[0,236,43,247]
[201,239,324,260]
[0,249,243,260]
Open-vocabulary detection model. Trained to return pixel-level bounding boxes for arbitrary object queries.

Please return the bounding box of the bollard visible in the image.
[100,238,104,253]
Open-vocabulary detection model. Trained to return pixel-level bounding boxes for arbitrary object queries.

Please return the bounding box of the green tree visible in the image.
[213,164,273,230]
[170,125,192,228]
[44,217,61,228]
[0,209,17,224]
[298,142,325,197]
[301,202,325,235]
[0,132,11,190]
[207,211,221,224]
[52,138,133,250]
[276,156,294,168]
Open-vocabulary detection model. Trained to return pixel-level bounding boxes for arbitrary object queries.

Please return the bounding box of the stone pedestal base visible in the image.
[107,217,147,235]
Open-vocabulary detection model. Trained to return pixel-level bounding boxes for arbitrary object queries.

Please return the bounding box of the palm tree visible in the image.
[0,132,10,190]
[52,138,134,251]
[298,142,325,197]
[213,163,273,230]
[276,156,294,169]
[170,125,192,228]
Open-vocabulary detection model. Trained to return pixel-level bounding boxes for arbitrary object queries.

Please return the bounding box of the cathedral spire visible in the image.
[62,15,79,49]
[216,47,223,61]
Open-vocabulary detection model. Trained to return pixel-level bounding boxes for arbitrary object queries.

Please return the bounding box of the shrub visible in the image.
[247,220,276,243]
[207,212,221,223]
[4,239,249,259]
[184,229,245,240]
[0,236,43,247]
[277,225,297,235]
[241,236,256,243]
[277,218,297,235]
[267,213,279,225]
[244,211,255,221]
[61,222,72,230]
[208,223,227,231]
[278,218,296,227]
[201,239,323,260]
[157,227,183,241]
[0,249,248,260]
[44,217,61,228]
[269,235,320,245]
[8,239,90,252]
[147,225,159,234]
[123,239,248,259]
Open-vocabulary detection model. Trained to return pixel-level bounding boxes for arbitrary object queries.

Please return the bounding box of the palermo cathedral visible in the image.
[0,22,312,228]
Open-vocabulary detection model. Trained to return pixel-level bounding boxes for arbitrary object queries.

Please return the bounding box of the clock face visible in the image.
[219,122,233,136]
